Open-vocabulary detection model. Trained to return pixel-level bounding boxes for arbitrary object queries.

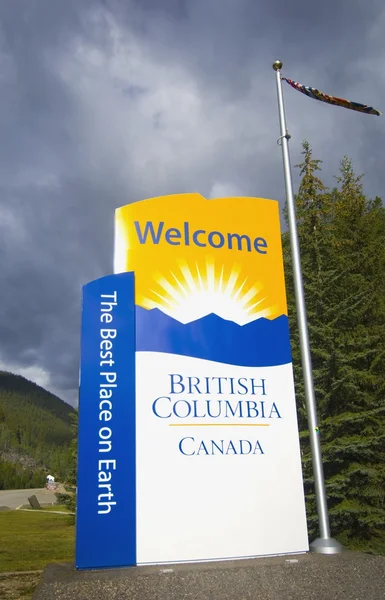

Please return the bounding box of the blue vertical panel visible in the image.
[76,272,136,569]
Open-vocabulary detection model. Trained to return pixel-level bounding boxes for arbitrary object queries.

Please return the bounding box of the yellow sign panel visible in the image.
[115,193,287,326]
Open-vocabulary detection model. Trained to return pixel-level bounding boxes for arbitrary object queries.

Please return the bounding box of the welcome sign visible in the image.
[76,193,308,569]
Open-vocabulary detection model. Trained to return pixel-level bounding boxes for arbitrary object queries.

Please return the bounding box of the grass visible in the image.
[41,504,71,512]
[0,511,74,573]
[23,504,72,513]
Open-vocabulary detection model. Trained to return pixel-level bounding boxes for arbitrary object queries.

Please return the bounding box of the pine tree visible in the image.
[283,142,335,424]
[56,410,78,514]
[284,144,385,553]
[320,157,385,551]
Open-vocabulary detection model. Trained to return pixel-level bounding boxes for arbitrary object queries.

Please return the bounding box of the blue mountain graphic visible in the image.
[135,307,292,367]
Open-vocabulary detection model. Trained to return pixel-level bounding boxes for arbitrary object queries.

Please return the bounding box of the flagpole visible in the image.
[272,60,342,554]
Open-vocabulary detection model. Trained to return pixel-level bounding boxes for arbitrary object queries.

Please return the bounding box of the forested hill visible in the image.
[0,371,76,490]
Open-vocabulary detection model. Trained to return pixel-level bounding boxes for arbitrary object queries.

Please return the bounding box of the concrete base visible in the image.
[33,551,385,600]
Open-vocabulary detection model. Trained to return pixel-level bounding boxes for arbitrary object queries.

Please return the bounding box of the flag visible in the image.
[282,77,381,116]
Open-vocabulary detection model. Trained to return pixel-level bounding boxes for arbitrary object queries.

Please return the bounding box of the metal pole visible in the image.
[272,60,342,554]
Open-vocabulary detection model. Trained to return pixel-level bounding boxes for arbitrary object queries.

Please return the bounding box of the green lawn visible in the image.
[41,504,72,512]
[24,504,72,513]
[0,511,74,572]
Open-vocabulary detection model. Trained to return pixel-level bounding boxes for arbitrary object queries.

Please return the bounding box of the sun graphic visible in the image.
[136,257,276,326]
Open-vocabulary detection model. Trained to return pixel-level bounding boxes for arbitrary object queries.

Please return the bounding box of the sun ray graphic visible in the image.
[138,258,275,325]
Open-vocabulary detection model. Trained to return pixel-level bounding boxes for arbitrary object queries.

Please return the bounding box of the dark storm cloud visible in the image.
[0,0,383,404]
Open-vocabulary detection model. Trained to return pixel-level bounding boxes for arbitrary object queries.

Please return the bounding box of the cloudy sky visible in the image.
[0,0,383,405]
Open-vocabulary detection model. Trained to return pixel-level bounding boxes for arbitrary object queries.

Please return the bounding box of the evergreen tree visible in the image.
[283,142,335,425]
[321,157,385,551]
[63,411,78,513]
[284,143,385,553]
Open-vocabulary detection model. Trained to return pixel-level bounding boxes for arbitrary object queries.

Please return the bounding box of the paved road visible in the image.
[0,488,57,509]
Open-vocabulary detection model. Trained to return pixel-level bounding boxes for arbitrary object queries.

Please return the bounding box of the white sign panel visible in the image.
[115,193,309,563]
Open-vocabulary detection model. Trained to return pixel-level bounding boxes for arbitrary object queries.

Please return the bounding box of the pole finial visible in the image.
[273,60,283,71]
